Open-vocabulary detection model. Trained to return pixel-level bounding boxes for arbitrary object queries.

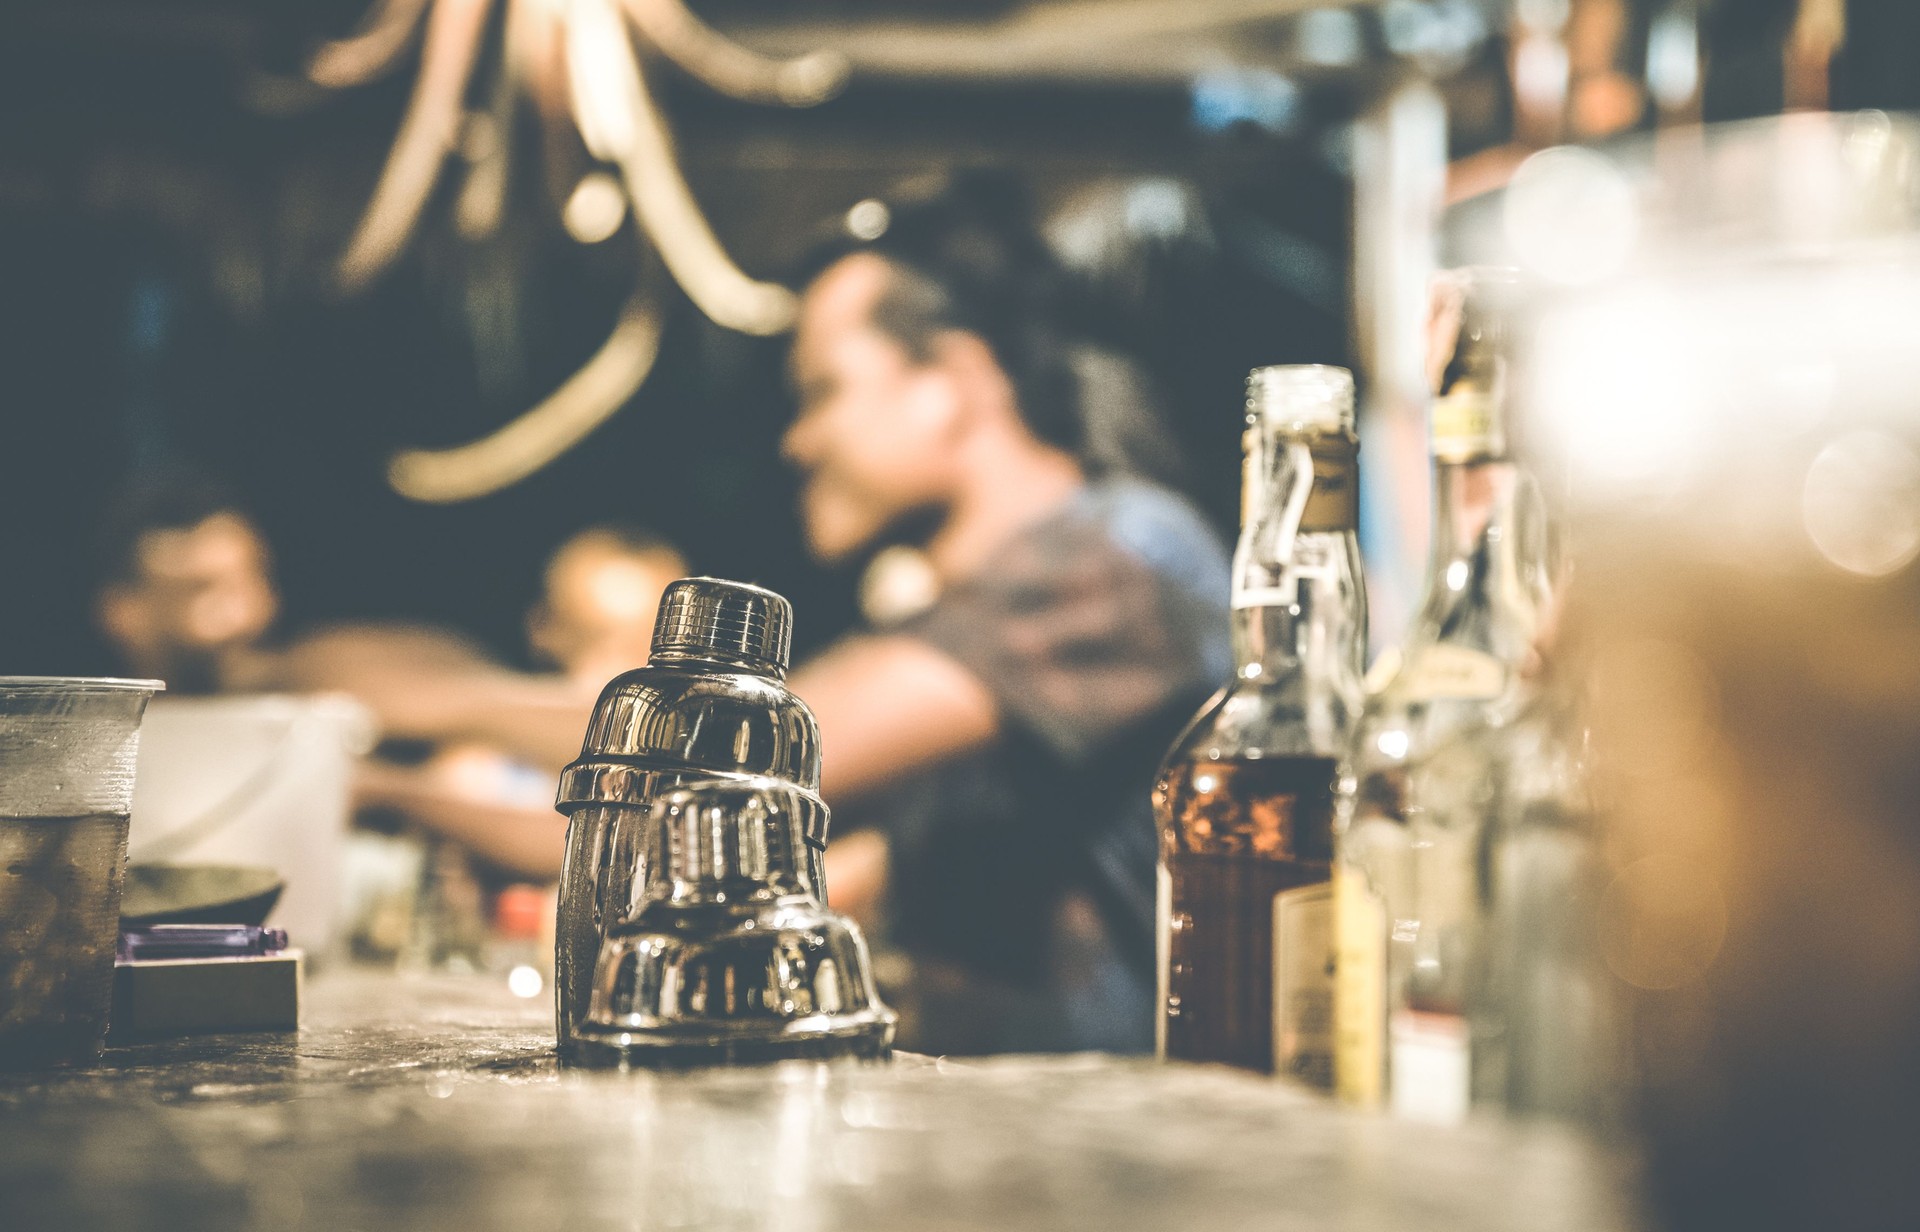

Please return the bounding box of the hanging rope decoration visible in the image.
[306,0,849,502]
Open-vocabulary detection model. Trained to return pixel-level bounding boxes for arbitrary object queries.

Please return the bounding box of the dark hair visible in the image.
[94,472,256,589]
[796,174,1087,458]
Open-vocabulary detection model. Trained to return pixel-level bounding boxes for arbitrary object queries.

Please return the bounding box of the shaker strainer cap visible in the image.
[651,578,793,676]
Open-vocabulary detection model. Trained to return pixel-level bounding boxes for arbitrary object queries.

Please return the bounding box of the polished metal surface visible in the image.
[553,578,823,1061]
[576,779,893,1067]
[649,577,793,676]
[556,672,820,810]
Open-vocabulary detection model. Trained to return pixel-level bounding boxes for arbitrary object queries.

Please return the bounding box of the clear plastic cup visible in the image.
[0,677,163,1067]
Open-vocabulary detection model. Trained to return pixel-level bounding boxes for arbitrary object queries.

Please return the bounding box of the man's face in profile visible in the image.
[98,512,279,690]
[782,254,959,564]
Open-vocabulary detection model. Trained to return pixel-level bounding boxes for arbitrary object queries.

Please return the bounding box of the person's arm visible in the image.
[356,759,569,881]
[789,633,999,802]
[793,633,998,926]
[279,627,593,772]
[822,828,889,926]
[415,672,595,773]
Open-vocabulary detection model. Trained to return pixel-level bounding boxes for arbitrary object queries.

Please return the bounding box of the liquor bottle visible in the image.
[1482,673,1607,1122]
[1333,269,1556,1121]
[1154,365,1367,1081]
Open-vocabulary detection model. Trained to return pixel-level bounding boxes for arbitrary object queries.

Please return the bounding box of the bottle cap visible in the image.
[650,577,793,677]
[1248,365,1355,433]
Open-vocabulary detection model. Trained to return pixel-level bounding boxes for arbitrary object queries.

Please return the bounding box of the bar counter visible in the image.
[0,970,1635,1231]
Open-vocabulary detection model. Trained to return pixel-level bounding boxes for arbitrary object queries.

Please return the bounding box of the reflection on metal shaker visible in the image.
[551,578,822,1062]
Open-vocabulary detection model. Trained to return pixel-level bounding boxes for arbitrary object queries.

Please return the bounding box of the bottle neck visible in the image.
[1414,453,1546,645]
[1232,426,1367,683]
[1232,534,1366,682]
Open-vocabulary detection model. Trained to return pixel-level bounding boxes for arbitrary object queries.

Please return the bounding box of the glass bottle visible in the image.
[1333,269,1556,1121]
[1154,365,1367,1081]
[1482,672,1608,1122]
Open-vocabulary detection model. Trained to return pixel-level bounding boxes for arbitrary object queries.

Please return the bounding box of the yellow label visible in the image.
[1430,389,1502,463]
[1242,429,1358,536]
[1399,644,1508,703]
[1273,881,1334,1089]
[1363,645,1403,695]
[1155,863,1171,1060]
[1334,863,1387,1106]
[1300,435,1359,533]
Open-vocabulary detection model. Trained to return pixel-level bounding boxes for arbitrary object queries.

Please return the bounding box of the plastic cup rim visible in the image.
[0,676,166,694]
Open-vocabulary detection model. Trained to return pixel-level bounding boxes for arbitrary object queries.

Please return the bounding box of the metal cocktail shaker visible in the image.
[576,777,893,1067]
[552,578,823,1061]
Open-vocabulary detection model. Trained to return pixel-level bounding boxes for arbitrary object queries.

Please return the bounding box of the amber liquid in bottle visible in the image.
[1154,365,1362,1081]
[1158,755,1338,1077]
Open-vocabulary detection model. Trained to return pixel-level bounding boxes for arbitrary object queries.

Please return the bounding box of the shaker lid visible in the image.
[650,578,793,677]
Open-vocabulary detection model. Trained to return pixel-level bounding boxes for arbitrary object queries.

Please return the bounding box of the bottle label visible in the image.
[1155,863,1171,1060]
[1272,881,1335,1088]
[1334,863,1387,1105]
[1300,435,1359,533]
[1399,644,1507,703]
[1390,1010,1471,1125]
[1363,645,1403,695]
[1241,430,1358,537]
[1430,389,1502,463]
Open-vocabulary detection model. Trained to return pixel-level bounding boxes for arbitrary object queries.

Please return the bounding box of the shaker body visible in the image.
[553,666,821,1058]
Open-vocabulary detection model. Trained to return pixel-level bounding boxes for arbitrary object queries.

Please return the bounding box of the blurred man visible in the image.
[94,477,518,700]
[94,480,282,694]
[328,184,1231,1053]
[780,183,1231,1053]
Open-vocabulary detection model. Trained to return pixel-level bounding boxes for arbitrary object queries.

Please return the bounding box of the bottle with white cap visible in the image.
[1152,366,1368,1081]
[552,577,824,1062]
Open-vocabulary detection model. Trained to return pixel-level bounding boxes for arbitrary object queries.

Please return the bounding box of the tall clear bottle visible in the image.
[1154,365,1367,1081]
[1333,270,1556,1120]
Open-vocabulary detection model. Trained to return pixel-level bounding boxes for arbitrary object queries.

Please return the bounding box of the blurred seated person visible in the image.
[94,478,284,694]
[90,477,671,883]
[95,475,507,695]
[527,526,687,690]
[352,526,687,880]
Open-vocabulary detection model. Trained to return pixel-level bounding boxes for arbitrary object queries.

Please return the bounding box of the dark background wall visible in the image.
[6,0,1918,676]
